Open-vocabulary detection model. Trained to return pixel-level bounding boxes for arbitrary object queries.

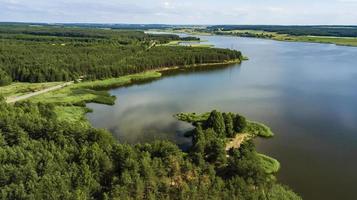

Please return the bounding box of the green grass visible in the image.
[293,35,357,46]
[157,40,214,48]
[77,71,162,90]
[175,112,210,123]
[30,87,114,105]
[267,184,302,200]
[155,28,357,47]
[153,28,213,36]
[226,29,275,35]
[176,112,274,138]
[258,153,281,174]
[221,29,357,47]
[30,71,162,105]
[176,112,280,175]
[187,43,214,48]
[157,40,181,46]
[54,106,91,126]
[0,82,63,97]
[243,121,274,138]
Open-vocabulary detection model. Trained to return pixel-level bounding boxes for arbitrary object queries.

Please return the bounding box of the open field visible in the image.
[167,28,357,47]
[220,30,357,47]
[187,43,214,48]
[5,82,73,103]
[151,28,213,36]
[29,71,162,105]
[157,40,214,48]
[0,82,63,98]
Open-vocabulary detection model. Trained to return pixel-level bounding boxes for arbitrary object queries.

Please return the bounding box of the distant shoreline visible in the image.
[158,28,357,47]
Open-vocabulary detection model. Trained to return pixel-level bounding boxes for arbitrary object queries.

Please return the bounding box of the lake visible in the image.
[87,34,357,200]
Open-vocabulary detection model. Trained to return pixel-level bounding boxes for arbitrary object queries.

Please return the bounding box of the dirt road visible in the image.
[225,133,250,151]
[5,81,74,103]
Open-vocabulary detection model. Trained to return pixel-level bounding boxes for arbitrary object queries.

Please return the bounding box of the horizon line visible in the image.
[1,21,357,27]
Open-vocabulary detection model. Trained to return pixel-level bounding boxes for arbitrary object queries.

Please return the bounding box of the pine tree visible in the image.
[223,113,235,137]
[0,68,12,86]
[234,114,247,133]
[205,110,226,138]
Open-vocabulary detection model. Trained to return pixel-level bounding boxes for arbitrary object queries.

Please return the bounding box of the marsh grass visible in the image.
[54,106,91,126]
[243,121,274,138]
[258,153,281,174]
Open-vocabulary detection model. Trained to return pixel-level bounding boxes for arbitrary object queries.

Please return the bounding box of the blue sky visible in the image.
[1,0,357,24]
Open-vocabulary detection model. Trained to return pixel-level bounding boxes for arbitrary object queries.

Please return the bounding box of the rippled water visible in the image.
[87,35,357,200]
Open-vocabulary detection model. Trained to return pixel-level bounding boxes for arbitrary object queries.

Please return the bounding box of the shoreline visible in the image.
[221,32,357,47]
[2,58,243,105]
[162,29,357,47]
[176,112,280,175]
[10,58,244,125]
[156,59,242,72]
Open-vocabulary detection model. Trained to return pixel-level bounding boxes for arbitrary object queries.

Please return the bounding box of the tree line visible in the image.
[208,25,357,37]
[0,100,301,199]
[0,25,238,85]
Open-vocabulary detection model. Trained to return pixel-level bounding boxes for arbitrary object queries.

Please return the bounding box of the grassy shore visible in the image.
[151,28,213,36]
[54,105,91,126]
[1,58,242,124]
[0,82,63,98]
[243,120,274,138]
[157,40,214,48]
[24,73,155,123]
[3,62,281,176]
[258,153,281,174]
[176,111,280,175]
[29,71,162,105]
[9,60,238,122]
[219,29,357,47]
[0,59,241,124]
[175,112,274,138]
[166,28,357,47]
[28,59,241,105]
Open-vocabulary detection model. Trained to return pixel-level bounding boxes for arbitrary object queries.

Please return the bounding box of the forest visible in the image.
[0,25,241,85]
[207,25,357,37]
[0,99,301,199]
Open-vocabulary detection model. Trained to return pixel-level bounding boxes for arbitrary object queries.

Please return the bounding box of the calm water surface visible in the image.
[87,35,357,200]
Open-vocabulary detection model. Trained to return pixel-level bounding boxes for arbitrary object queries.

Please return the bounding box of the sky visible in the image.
[1,0,357,25]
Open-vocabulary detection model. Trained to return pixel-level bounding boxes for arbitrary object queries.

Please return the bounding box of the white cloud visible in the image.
[0,0,356,24]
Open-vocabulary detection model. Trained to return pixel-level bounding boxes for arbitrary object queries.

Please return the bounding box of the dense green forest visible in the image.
[0,25,241,85]
[208,25,357,37]
[0,99,300,199]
